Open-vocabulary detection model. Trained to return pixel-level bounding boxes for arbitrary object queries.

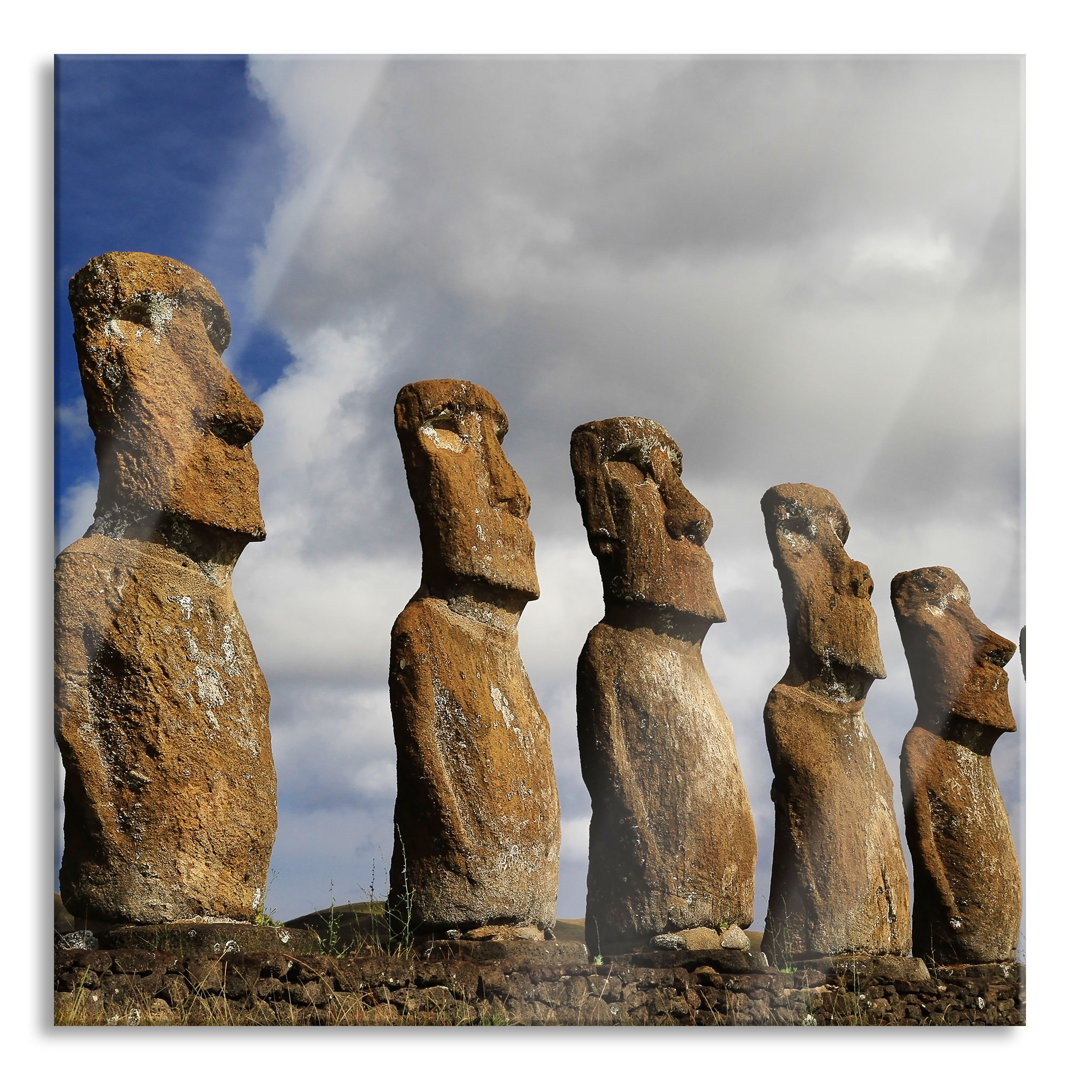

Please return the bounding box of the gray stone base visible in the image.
[100,920,322,956]
[793,953,932,983]
[418,938,590,964]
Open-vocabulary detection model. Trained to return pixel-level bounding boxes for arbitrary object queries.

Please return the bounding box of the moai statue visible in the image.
[388,380,560,937]
[892,567,1022,964]
[571,417,756,957]
[760,483,910,961]
[56,252,274,924]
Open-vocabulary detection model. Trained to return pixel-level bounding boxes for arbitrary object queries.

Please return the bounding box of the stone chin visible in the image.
[804,592,887,684]
[90,389,266,542]
[605,539,725,625]
[168,452,267,542]
[911,639,1017,735]
[428,510,540,601]
[950,664,1017,733]
[91,470,267,551]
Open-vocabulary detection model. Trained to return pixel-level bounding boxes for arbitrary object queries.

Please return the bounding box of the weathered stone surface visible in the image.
[56,930,99,951]
[892,566,1022,964]
[67,252,266,541]
[56,252,274,925]
[720,925,751,951]
[650,927,725,951]
[462,924,546,942]
[54,942,1025,1025]
[101,921,321,957]
[650,933,689,951]
[421,939,589,965]
[571,418,755,959]
[388,380,559,935]
[822,954,931,984]
[760,484,909,960]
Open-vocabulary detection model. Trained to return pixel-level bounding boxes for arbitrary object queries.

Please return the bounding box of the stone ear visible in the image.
[571,428,618,550]
[394,385,421,437]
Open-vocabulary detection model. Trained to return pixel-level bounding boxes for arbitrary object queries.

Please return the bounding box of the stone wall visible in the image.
[54,941,1024,1026]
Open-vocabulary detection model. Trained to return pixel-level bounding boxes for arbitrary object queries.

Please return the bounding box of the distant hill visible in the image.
[58,893,762,954]
[283,900,588,949]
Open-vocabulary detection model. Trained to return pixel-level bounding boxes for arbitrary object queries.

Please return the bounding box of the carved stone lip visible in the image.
[600,599,718,643]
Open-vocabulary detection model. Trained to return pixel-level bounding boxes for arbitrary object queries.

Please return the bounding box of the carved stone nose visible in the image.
[850,561,874,599]
[666,504,712,545]
[976,627,1016,668]
[486,444,530,518]
[208,379,264,446]
[656,455,712,545]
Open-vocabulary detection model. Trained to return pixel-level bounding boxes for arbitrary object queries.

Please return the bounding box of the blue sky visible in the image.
[54,54,1025,938]
[55,56,294,506]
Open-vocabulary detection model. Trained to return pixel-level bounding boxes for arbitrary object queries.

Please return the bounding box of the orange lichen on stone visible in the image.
[893,566,1021,963]
[572,417,756,957]
[388,380,559,935]
[760,483,909,960]
[56,252,274,925]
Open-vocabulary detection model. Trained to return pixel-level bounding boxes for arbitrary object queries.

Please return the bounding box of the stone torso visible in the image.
[901,724,1021,963]
[577,621,756,954]
[55,534,274,924]
[388,596,560,933]
[762,682,910,960]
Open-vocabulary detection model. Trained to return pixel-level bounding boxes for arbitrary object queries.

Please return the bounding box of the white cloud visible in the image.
[559,813,591,863]
[55,479,96,553]
[91,56,1023,926]
[848,228,957,278]
[55,402,91,444]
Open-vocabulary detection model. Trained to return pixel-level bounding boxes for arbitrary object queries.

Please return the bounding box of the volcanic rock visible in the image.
[55,252,274,924]
[721,925,751,950]
[893,566,1022,963]
[388,380,560,935]
[760,483,909,960]
[650,928,724,951]
[572,418,755,959]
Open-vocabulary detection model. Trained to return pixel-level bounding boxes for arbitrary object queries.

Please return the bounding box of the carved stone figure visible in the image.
[56,252,274,924]
[388,380,560,936]
[760,483,910,960]
[892,566,1022,964]
[571,417,756,957]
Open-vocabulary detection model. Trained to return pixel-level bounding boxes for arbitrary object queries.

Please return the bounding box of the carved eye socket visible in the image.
[117,299,153,328]
[421,408,471,448]
[609,442,655,479]
[428,413,462,434]
[784,511,813,536]
[604,454,647,485]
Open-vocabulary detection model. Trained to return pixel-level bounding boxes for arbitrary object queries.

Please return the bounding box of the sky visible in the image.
[54,54,1025,938]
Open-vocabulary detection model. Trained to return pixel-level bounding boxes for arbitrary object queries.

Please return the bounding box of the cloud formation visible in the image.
[60,56,1024,925]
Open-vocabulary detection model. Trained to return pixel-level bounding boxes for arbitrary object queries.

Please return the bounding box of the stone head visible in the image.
[69,252,265,542]
[891,566,1016,734]
[761,483,885,695]
[395,379,539,600]
[571,417,725,624]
